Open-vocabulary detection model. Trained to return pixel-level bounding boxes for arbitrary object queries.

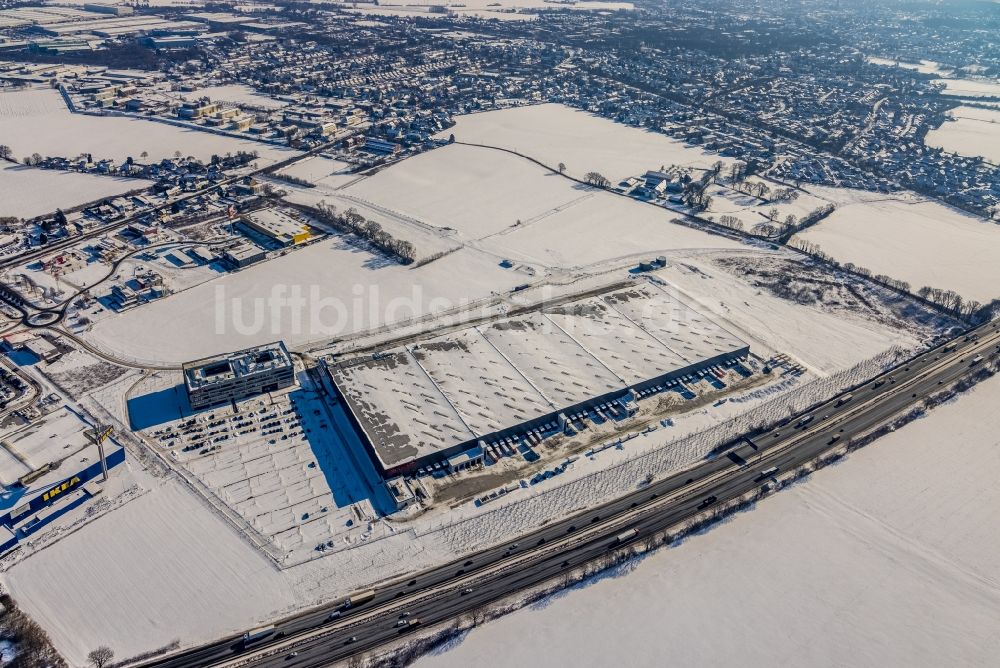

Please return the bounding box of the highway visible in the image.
[140,321,1000,668]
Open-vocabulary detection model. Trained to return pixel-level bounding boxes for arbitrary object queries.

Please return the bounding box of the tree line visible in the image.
[311,200,416,263]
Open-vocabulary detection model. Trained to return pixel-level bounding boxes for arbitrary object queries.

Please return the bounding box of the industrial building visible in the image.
[183,341,295,410]
[329,282,751,477]
[0,412,124,554]
[23,334,61,364]
[239,209,313,248]
[223,240,266,268]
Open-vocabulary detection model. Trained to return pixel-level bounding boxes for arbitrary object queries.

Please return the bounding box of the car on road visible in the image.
[828,434,841,444]
[286,653,298,660]
[344,636,357,645]
[461,587,474,595]
[697,496,717,509]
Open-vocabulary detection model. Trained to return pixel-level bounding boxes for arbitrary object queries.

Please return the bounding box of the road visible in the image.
[139,321,1000,668]
[0,130,368,326]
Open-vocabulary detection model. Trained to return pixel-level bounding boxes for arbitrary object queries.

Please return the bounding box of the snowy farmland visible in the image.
[0,162,152,219]
[440,103,731,182]
[340,141,743,269]
[924,106,1000,164]
[81,235,527,365]
[796,188,1000,303]
[0,88,296,165]
[478,191,743,269]
[343,143,588,240]
[417,372,1000,668]
[274,155,361,189]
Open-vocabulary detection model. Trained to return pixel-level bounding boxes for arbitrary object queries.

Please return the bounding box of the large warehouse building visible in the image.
[183,341,295,410]
[329,282,750,477]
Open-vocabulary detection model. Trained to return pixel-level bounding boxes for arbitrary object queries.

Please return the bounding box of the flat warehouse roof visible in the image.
[330,280,749,471]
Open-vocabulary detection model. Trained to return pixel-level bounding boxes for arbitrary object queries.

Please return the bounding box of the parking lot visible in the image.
[146,387,391,561]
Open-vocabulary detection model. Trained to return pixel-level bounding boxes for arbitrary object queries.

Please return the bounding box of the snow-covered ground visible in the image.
[932,77,1000,98]
[343,143,587,240]
[347,0,631,20]
[81,236,527,364]
[867,56,952,76]
[658,252,931,375]
[4,478,296,665]
[0,163,152,219]
[924,105,1000,163]
[0,88,295,165]
[795,188,1000,303]
[178,84,288,110]
[274,155,359,188]
[417,372,1000,668]
[440,104,730,183]
[477,193,743,269]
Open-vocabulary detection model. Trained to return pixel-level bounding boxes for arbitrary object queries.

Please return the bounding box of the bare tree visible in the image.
[558,162,566,174]
[88,646,114,668]
[0,144,11,160]
[584,171,610,188]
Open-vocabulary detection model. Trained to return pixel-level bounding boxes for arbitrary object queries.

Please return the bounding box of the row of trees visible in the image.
[583,171,610,188]
[312,200,416,263]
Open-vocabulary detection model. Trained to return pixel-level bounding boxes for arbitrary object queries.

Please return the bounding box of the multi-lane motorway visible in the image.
[144,321,1000,668]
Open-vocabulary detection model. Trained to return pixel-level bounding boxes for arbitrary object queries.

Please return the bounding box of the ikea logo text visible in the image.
[42,477,81,503]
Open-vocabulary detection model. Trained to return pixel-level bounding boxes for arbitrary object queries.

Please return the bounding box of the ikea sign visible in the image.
[41,476,81,503]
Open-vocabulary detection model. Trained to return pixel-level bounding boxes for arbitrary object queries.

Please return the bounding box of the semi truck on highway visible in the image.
[615,528,639,543]
[242,625,275,647]
[342,590,376,610]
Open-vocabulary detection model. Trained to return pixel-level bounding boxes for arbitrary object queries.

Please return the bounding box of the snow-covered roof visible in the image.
[331,281,749,470]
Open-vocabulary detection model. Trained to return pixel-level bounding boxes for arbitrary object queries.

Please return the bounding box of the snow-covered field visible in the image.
[924,105,1000,163]
[179,84,288,110]
[0,88,295,165]
[347,0,631,20]
[932,77,1000,98]
[867,56,952,76]
[0,163,152,219]
[478,193,742,268]
[82,236,526,364]
[4,479,296,665]
[796,188,1000,303]
[275,155,359,188]
[344,143,587,240]
[418,372,1000,668]
[440,104,730,183]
